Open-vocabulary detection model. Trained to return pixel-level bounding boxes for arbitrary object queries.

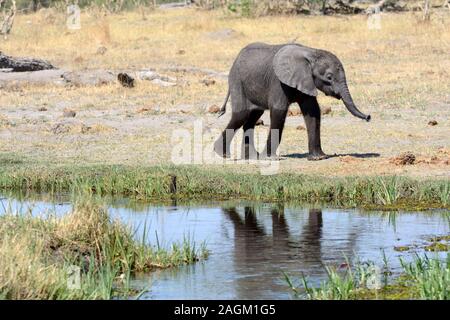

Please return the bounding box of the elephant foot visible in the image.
[242,146,259,160]
[214,149,231,159]
[214,141,230,159]
[243,153,259,160]
[307,152,330,161]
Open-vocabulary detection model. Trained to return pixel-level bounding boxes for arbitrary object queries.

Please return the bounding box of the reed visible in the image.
[0,199,207,299]
[0,164,448,208]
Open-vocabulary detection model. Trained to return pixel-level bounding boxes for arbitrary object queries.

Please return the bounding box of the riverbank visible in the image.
[0,162,448,209]
[0,200,207,299]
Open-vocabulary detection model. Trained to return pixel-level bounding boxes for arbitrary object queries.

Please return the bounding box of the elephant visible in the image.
[213,42,371,161]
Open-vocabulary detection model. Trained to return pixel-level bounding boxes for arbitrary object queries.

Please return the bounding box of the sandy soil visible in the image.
[0,70,448,178]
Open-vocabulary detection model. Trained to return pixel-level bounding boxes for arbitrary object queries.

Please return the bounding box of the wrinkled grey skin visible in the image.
[214,42,371,160]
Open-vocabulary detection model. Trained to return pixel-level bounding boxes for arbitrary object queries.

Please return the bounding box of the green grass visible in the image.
[0,161,448,209]
[0,200,207,299]
[400,254,450,300]
[286,254,450,300]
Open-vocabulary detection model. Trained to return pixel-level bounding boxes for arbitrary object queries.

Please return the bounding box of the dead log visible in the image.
[0,52,55,72]
[444,0,450,10]
[366,0,407,14]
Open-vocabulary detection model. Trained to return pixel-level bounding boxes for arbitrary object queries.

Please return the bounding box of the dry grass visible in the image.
[0,8,449,177]
[0,200,207,299]
[0,218,66,299]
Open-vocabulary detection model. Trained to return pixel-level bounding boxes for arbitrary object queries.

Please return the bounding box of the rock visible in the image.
[296,125,305,130]
[96,46,108,55]
[138,70,177,86]
[201,78,216,86]
[138,70,176,83]
[0,69,65,86]
[287,108,301,117]
[158,74,177,83]
[207,105,221,113]
[150,78,177,87]
[62,70,116,86]
[63,109,76,118]
[38,107,47,112]
[177,49,186,55]
[390,152,416,165]
[255,119,264,126]
[137,70,159,81]
[321,106,332,115]
[117,73,135,88]
[428,120,438,126]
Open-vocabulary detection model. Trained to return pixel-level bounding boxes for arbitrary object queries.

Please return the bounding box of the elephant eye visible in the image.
[326,74,333,81]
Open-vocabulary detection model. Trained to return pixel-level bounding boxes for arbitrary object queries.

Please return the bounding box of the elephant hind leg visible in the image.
[261,107,288,159]
[242,109,264,160]
[214,111,249,158]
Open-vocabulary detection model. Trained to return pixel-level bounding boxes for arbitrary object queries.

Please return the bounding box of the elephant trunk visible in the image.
[340,83,371,122]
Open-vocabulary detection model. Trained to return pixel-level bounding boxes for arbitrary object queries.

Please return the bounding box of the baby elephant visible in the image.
[214,42,371,160]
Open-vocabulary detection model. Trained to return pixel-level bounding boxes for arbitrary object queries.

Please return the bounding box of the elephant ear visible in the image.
[273,45,317,97]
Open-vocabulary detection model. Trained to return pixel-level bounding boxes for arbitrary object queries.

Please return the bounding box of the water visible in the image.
[1,194,448,299]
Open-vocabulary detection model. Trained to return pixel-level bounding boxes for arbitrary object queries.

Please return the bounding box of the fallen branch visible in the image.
[0,52,55,72]
[423,0,431,21]
[366,0,407,14]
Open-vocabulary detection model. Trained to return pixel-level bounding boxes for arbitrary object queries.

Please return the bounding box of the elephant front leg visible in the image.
[299,97,328,161]
[261,108,288,159]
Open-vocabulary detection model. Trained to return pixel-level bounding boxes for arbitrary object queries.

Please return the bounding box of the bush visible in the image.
[15,0,159,12]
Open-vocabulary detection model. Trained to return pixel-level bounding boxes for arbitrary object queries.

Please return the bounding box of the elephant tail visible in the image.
[217,89,230,118]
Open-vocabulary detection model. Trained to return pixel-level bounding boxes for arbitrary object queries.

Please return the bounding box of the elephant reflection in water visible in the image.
[222,206,324,298]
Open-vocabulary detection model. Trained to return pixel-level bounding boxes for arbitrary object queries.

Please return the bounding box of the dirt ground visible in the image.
[0,8,449,178]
